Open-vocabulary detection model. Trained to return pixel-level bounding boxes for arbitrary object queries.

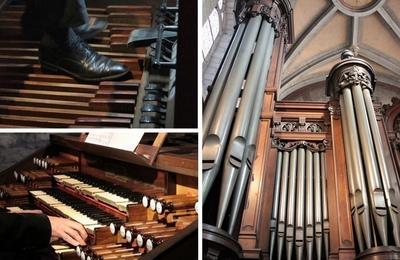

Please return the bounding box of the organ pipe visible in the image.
[227,26,275,235]
[269,140,328,260]
[305,150,314,260]
[202,15,262,201]
[285,148,298,260]
[326,50,400,254]
[203,23,246,141]
[276,151,290,260]
[363,90,400,246]
[340,92,371,250]
[216,20,275,228]
[320,152,330,259]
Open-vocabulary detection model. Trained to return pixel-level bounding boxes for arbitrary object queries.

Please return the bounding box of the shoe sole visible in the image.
[40,61,131,82]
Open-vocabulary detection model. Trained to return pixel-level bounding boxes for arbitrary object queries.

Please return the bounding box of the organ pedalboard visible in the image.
[0,134,198,259]
[0,0,179,128]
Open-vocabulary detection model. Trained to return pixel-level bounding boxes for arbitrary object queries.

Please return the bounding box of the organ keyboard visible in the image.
[0,133,198,259]
[53,173,146,212]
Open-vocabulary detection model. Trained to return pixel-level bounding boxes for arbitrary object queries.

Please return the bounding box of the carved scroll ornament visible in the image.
[272,138,328,152]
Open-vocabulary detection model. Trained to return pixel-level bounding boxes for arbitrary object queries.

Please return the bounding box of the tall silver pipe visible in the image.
[305,149,314,260]
[351,84,388,245]
[203,23,246,141]
[363,89,400,246]
[277,151,290,260]
[202,16,262,201]
[268,151,283,259]
[295,148,306,260]
[340,94,366,252]
[313,151,323,260]
[320,152,330,259]
[342,88,373,248]
[227,27,275,236]
[286,149,298,260]
[216,20,274,228]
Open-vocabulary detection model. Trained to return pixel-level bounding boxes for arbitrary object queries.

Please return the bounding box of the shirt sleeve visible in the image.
[0,213,51,251]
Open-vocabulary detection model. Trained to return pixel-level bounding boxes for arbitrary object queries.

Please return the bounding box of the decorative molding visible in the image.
[307,123,324,133]
[329,104,341,119]
[275,121,326,133]
[236,0,291,41]
[326,50,376,99]
[272,138,328,152]
[338,65,373,92]
[331,0,386,17]
[280,122,298,132]
[394,115,400,149]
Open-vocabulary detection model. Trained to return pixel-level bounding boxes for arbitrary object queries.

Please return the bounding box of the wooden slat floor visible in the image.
[0,3,152,128]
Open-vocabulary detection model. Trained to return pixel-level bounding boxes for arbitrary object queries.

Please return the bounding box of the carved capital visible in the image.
[338,65,373,92]
[326,50,376,100]
[328,105,341,120]
[236,0,292,42]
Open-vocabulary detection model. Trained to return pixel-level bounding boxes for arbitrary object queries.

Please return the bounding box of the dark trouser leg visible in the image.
[36,0,129,81]
[36,0,89,29]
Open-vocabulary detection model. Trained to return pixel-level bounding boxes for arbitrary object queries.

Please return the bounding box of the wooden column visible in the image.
[328,104,356,259]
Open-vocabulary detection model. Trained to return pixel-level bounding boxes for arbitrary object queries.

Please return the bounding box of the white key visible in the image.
[29,190,47,196]
[53,175,71,181]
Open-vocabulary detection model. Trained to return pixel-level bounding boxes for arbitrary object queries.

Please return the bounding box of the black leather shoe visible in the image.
[39,36,130,82]
[73,17,108,40]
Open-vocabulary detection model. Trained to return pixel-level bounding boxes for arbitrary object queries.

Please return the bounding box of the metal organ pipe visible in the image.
[295,147,306,260]
[202,15,262,201]
[276,151,290,260]
[320,152,330,259]
[305,150,314,260]
[227,28,275,236]
[203,24,246,141]
[341,88,373,249]
[326,50,400,254]
[269,141,329,260]
[268,151,283,259]
[216,19,275,228]
[352,83,388,245]
[285,148,298,260]
[363,90,400,246]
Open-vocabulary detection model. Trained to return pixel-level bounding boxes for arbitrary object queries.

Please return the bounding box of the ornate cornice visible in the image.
[326,50,376,100]
[338,65,373,92]
[272,138,328,152]
[235,0,293,43]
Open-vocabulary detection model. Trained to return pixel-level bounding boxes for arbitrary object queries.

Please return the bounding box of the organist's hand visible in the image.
[9,209,43,214]
[48,216,88,246]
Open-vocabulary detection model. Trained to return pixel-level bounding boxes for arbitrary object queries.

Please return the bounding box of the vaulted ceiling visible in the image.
[280,0,400,104]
